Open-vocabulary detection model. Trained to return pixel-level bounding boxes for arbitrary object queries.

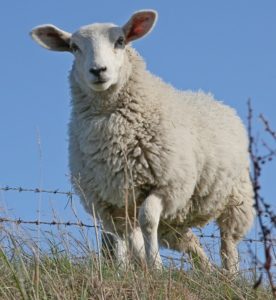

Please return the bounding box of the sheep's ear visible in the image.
[30,25,71,52]
[122,10,158,43]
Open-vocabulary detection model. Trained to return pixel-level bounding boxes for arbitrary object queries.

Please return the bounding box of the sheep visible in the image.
[30,9,255,273]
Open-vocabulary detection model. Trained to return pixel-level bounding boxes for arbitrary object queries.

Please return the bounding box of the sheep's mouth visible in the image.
[90,78,112,92]
[93,79,108,85]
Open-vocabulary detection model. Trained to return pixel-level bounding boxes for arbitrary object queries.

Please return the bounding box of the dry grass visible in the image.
[0,223,272,300]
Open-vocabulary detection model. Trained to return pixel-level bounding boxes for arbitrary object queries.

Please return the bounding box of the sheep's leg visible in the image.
[114,228,147,268]
[216,217,241,274]
[217,173,255,275]
[102,226,146,267]
[128,226,146,265]
[139,194,163,269]
[160,228,212,271]
[219,232,239,274]
[177,229,212,270]
[114,235,128,268]
[101,230,128,268]
[101,231,116,259]
[101,219,129,268]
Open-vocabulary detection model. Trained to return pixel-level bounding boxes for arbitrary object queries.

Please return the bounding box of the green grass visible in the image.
[0,225,272,300]
[0,252,272,299]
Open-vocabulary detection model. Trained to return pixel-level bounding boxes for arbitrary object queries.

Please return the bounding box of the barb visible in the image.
[0,186,75,197]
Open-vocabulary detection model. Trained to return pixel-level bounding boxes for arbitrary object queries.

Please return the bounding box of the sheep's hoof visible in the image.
[217,267,239,280]
[148,259,163,271]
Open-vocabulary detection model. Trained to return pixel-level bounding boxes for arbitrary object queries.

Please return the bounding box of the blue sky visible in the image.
[1,1,276,262]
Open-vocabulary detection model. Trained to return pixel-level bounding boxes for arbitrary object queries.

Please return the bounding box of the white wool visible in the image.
[69,47,254,271]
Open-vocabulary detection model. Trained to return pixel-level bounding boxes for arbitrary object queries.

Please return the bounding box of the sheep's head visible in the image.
[31,10,157,92]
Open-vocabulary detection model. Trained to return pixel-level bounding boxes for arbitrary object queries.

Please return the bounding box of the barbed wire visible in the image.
[160,253,276,269]
[0,216,275,245]
[0,217,98,228]
[1,185,276,244]
[0,186,75,197]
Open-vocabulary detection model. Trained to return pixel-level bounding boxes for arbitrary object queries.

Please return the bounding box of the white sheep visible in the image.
[31,10,255,273]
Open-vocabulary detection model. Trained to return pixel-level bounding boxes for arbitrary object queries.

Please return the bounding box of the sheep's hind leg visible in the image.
[160,228,212,271]
[218,230,239,275]
[139,194,163,269]
[216,174,255,275]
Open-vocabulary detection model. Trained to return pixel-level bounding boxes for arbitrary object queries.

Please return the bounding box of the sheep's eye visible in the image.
[71,43,80,53]
[115,36,125,48]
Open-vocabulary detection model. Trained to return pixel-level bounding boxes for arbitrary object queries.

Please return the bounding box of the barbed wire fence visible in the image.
[0,184,267,284]
[0,181,274,272]
[0,185,273,245]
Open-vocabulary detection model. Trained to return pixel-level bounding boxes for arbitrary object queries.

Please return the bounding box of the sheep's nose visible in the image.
[89,66,107,76]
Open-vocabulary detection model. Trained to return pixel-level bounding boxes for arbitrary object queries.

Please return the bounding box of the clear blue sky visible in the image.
[0,1,275,261]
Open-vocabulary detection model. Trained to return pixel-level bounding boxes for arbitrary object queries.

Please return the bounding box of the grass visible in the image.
[0,223,272,300]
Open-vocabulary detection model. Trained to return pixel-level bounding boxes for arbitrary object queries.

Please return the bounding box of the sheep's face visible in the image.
[70,24,127,92]
[30,10,157,93]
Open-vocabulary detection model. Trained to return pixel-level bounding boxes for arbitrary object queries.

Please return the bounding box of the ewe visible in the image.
[31,10,254,273]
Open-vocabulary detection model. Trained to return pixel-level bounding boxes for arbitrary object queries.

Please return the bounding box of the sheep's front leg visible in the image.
[114,235,128,268]
[139,194,163,269]
[102,227,146,267]
[128,226,146,265]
